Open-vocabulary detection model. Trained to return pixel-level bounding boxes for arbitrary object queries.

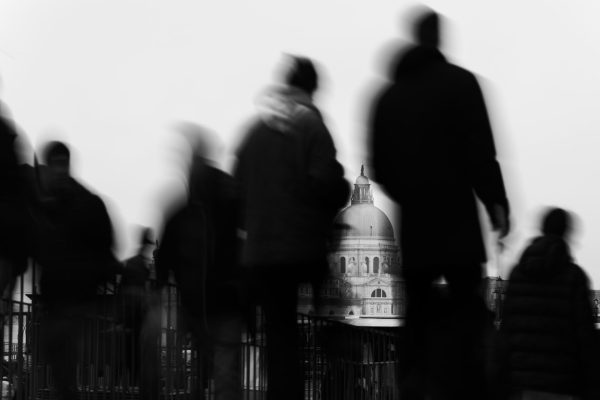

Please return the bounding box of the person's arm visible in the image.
[461,74,510,237]
[88,195,122,284]
[303,111,350,215]
[369,90,402,202]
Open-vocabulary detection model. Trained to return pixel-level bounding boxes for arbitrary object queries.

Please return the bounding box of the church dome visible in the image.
[335,203,395,239]
[334,165,395,239]
[355,175,370,185]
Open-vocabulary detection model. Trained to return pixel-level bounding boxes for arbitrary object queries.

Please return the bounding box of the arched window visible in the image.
[365,257,369,274]
[371,288,387,298]
[340,257,346,274]
[374,257,379,274]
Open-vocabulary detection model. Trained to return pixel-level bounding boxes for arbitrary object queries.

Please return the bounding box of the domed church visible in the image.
[299,166,404,326]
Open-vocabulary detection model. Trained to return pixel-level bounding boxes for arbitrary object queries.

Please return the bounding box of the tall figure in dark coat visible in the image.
[234,56,349,400]
[369,10,510,400]
[157,127,242,400]
[0,103,28,304]
[498,208,599,400]
[32,141,117,400]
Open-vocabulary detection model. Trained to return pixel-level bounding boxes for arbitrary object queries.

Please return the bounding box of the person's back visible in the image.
[369,10,509,399]
[34,172,115,304]
[157,134,242,400]
[31,141,117,400]
[234,56,349,400]
[0,105,29,301]
[371,14,508,266]
[236,86,348,271]
[159,161,240,316]
[500,208,599,400]
[32,143,116,305]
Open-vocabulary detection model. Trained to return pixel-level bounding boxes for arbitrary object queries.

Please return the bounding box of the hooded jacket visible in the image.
[234,86,349,270]
[499,235,599,398]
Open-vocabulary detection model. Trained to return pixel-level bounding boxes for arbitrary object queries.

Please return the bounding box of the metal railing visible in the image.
[1,272,401,400]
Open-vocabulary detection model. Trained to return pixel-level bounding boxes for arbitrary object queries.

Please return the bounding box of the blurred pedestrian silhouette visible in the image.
[0,102,29,308]
[157,124,242,400]
[369,9,510,399]
[0,101,30,374]
[118,227,154,386]
[31,141,118,400]
[233,55,349,400]
[497,208,600,400]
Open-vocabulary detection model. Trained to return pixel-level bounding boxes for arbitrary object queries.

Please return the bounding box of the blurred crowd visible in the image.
[1,6,599,400]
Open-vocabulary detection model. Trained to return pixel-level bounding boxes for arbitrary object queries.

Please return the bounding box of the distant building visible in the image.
[299,167,404,326]
[593,291,600,322]
[299,169,600,328]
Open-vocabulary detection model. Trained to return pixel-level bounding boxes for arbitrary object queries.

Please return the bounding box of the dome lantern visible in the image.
[334,166,395,239]
[351,165,374,205]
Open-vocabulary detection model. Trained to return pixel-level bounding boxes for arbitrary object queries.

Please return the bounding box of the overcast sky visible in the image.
[2,0,600,286]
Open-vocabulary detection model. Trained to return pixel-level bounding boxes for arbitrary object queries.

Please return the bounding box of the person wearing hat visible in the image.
[498,208,600,400]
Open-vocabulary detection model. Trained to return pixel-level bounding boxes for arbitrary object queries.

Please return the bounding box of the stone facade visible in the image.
[299,167,404,323]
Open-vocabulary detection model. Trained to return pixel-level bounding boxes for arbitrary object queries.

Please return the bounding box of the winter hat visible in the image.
[541,208,571,238]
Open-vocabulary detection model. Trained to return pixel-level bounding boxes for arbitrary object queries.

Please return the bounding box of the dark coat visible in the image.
[499,235,599,399]
[234,86,349,271]
[33,177,117,304]
[0,111,28,268]
[370,45,509,266]
[157,164,241,316]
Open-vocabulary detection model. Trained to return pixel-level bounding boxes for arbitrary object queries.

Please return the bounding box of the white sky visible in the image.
[2,0,600,286]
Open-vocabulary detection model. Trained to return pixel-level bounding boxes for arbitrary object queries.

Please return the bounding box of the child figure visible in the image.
[499,208,599,400]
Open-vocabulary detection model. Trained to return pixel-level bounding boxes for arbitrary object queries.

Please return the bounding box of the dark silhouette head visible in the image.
[138,227,154,248]
[284,56,318,95]
[413,9,440,48]
[541,208,572,239]
[41,141,71,193]
[42,141,70,166]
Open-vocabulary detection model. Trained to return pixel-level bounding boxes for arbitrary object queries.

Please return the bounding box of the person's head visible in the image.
[41,141,71,193]
[541,207,572,239]
[284,56,319,96]
[138,227,154,251]
[413,9,440,48]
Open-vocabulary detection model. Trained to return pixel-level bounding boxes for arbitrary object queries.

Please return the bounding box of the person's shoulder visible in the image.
[235,117,269,154]
[207,165,237,197]
[440,61,478,84]
[372,85,396,109]
[69,178,105,205]
[240,117,269,138]
[299,105,323,126]
[564,262,591,286]
[506,262,527,283]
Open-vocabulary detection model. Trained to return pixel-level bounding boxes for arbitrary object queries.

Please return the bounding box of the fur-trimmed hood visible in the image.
[256,85,319,134]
